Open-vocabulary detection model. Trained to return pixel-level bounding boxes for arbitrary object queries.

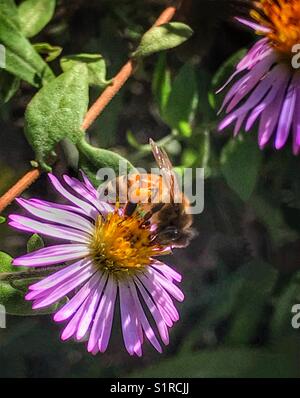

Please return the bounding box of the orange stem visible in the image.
[0,3,178,213]
[0,169,40,212]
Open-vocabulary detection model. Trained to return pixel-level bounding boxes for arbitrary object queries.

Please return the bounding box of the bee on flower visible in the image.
[218,0,300,155]
[9,172,184,356]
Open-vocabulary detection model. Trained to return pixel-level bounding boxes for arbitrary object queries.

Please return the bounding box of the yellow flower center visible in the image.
[89,210,168,278]
[251,0,300,55]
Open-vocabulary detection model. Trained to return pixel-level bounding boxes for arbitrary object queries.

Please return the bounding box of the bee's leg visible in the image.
[142,203,165,224]
[124,201,138,216]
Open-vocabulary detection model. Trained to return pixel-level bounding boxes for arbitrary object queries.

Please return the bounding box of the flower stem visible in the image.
[0,2,179,214]
[0,266,65,283]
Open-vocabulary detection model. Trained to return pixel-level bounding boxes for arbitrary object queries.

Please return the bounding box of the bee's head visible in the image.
[155,226,197,248]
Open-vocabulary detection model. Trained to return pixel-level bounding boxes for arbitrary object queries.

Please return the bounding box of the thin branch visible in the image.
[0,169,40,212]
[0,3,179,213]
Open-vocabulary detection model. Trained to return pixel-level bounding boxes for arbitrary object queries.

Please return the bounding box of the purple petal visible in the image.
[29,198,88,217]
[150,269,184,302]
[87,275,117,353]
[9,215,90,243]
[16,198,94,235]
[97,278,117,353]
[54,272,104,322]
[275,77,297,149]
[28,266,96,308]
[75,285,102,340]
[245,65,287,131]
[13,244,89,267]
[48,174,98,219]
[63,175,112,215]
[258,75,289,148]
[235,17,271,33]
[219,51,275,115]
[293,79,300,155]
[129,282,162,353]
[119,282,142,356]
[135,278,169,345]
[139,273,179,323]
[237,38,270,71]
[29,258,92,291]
[150,261,182,282]
[61,299,88,340]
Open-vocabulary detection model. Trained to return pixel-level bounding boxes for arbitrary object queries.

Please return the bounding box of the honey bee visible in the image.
[100,139,196,248]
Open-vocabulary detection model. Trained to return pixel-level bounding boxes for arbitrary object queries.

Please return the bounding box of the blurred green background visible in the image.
[1,0,300,378]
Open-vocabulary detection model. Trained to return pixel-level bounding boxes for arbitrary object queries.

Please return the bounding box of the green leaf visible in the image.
[0,8,54,86]
[220,136,262,201]
[0,251,26,274]
[25,63,89,171]
[152,53,171,114]
[225,260,278,345]
[77,139,136,187]
[0,252,67,315]
[60,53,110,88]
[27,234,44,253]
[198,129,210,171]
[0,281,66,315]
[0,69,20,103]
[0,252,14,273]
[0,0,20,29]
[33,42,62,62]
[0,216,6,224]
[126,130,140,149]
[163,63,198,132]
[18,0,56,38]
[130,346,300,378]
[181,148,197,167]
[251,195,298,247]
[132,22,193,58]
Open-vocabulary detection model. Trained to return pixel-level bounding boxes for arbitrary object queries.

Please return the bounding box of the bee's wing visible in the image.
[149,138,180,201]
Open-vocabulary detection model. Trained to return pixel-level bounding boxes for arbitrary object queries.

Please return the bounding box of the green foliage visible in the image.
[164,63,198,134]
[152,53,171,115]
[33,42,62,62]
[0,251,67,315]
[130,346,300,378]
[60,53,110,88]
[25,64,89,171]
[220,136,262,201]
[0,282,66,315]
[78,138,136,186]
[225,260,277,345]
[0,0,20,29]
[18,0,56,38]
[0,251,15,273]
[26,234,44,253]
[0,2,54,86]
[0,216,5,224]
[0,70,19,103]
[132,22,193,58]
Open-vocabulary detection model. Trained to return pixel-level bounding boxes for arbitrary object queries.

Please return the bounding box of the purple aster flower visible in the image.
[9,173,184,356]
[218,0,300,155]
